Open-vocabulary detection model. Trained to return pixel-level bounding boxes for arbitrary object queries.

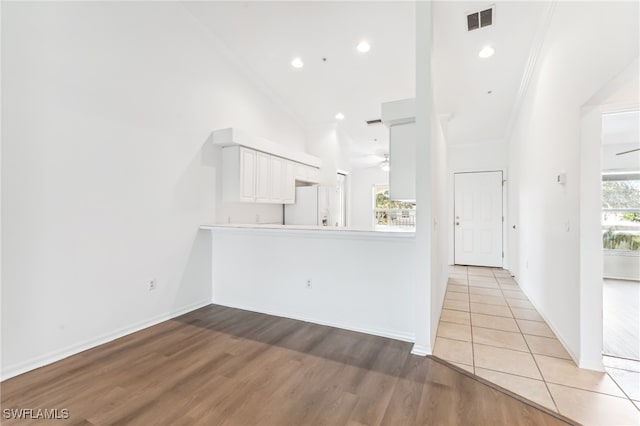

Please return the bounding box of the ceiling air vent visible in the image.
[467,6,494,31]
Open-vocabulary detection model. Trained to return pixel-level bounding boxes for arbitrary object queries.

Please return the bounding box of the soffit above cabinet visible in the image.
[381,98,416,127]
[212,128,322,169]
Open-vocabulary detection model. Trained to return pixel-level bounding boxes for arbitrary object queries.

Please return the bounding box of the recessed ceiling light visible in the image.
[478,46,495,58]
[356,41,371,53]
[335,112,345,120]
[291,57,304,68]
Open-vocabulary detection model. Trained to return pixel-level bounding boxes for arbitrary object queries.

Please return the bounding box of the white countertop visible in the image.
[200,223,416,238]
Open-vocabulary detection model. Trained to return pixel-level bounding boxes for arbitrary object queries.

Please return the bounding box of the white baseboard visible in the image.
[1,299,211,381]
[212,300,416,343]
[579,357,605,372]
[513,279,581,367]
[411,344,431,356]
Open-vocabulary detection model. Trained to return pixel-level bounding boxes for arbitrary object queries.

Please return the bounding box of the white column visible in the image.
[411,0,433,355]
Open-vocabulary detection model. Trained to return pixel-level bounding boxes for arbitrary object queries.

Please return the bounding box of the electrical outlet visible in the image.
[306,279,312,289]
[149,279,157,291]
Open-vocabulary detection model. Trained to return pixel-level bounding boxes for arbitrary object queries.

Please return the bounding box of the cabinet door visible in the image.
[283,160,295,204]
[256,151,271,202]
[239,148,256,202]
[270,156,284,203]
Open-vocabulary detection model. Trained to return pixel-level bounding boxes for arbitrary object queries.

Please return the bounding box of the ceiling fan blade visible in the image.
[616,148,640,156]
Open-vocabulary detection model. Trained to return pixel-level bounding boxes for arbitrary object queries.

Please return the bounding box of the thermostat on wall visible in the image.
[557,173,566,185]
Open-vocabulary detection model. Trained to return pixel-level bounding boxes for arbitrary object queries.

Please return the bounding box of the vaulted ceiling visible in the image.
[432,1,547,145]
[183,1,549,167]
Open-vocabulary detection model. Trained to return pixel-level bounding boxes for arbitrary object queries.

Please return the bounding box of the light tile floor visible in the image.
[434,265,640,426]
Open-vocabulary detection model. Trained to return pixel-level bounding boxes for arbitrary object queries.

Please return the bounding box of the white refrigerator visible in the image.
[284,185,342,227]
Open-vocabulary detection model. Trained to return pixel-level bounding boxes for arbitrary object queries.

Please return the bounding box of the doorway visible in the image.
[454,171,503,267]
[600,111,640,393]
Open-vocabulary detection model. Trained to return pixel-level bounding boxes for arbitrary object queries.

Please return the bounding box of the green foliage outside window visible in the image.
[602,181,640,209]
[375,187,415,227]
[622,212,640,223]
[602,177,640,252]
[375,190,414,210]
[603,228,640,251]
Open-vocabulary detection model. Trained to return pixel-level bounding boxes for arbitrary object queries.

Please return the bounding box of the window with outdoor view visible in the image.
[602,172,640,252]
[374,185,415,230]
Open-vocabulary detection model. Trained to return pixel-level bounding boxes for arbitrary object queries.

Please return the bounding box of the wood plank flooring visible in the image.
[603,279,640,361]
[1,305,572,425]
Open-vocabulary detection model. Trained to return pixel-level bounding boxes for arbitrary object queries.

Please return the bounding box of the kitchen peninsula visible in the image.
[201,223,418,343]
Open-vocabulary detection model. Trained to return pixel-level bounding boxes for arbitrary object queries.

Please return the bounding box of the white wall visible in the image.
[507,1,639,368]
[306,124,352,187]
[209,228,417,341]
[1,2,304,379]
[430,114,449,344]
[411,0,433,355]
[217,200,285,226]
[448,140,508,172]
[349,167,388,230]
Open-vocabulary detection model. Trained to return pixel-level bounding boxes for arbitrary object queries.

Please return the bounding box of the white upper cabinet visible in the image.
[223,146,256,203]
[283,160,296,204]
[222,146,309,204]
[255,151,271,202]
[270,156,284,203]
[239,148,256,202]
[215,128,321,205]
[294,163,320,184]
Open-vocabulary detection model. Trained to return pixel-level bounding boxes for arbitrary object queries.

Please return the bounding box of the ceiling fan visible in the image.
[616,148,640,156]
[347,145,389,168]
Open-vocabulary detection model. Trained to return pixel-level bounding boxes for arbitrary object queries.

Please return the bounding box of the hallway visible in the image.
[434,265,640,425]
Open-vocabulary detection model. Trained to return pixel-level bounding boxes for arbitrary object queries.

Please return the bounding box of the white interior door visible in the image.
[454,171,503,267]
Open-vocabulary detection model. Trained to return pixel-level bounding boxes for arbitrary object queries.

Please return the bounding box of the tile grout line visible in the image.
[444,268,638,419]
[473,363,640,400]
[502,274,639,413]
[602,354,640,373]
[467,267,478,374]
[602,368,640,411]
[437,332,576,362]
[493,270,561,414]
[440,266,471,367]
[602,354,640,405]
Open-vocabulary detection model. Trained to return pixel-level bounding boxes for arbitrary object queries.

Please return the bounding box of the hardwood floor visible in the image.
[603,279,640,361]
[1,305,572,425]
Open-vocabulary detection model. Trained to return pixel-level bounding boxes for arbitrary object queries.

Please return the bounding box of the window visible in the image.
[602,172,640,252]
[374,185,415,230]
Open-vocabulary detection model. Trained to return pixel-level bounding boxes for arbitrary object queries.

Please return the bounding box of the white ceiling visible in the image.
[183,1,415,167]
[183,1,548,166]
[432,1,547,145]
